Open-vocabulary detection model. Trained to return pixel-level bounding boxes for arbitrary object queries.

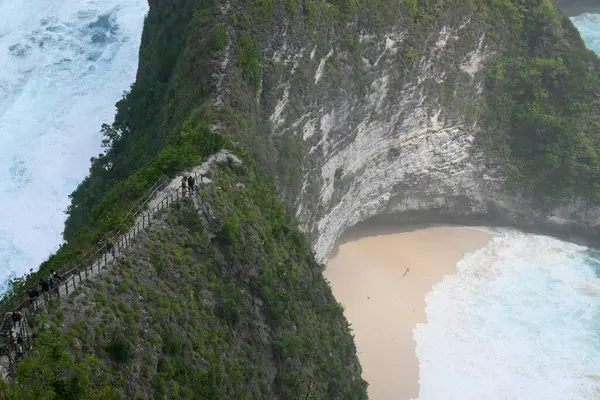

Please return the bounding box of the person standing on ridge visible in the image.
[105,238,114,255]
[187,175,195,194]
[27,287,39,301]
[14,334,24,359]
[181,176,187,195]
[40,278,50,297]
[5,310,23,332]
[27,287,40,310]
[48,270,62,289]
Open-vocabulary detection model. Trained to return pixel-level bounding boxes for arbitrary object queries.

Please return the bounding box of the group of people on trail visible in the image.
[4,311,23,330]
[19,173,193,310]
[1,173,211,361]
[2,310,26,359]
[181,175,196,194]
[26,269,62,303]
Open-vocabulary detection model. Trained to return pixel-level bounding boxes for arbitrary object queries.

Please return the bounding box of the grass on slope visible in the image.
[0,159,368,399]
[1,121,226,306]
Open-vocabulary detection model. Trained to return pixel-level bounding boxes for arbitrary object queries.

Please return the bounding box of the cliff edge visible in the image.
[64,0,600,262]
[2,0,600,396]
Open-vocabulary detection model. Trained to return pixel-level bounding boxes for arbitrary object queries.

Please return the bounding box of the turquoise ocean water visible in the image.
[413,16,600,399]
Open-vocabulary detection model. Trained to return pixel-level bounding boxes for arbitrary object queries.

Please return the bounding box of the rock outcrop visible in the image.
[203,1,600,262]
[5,0,600,396]
[62,0,600,265]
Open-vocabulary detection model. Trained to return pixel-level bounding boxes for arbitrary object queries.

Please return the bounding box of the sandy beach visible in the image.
[325,226,492,400]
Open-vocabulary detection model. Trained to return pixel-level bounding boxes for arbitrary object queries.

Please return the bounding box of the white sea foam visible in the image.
[572,13,600,55]
[0,0,147,291]
[412,15,600,399]
[414,230,600,399]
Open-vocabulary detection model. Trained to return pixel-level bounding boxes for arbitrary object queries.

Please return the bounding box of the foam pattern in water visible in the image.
[0,0,147,291]
[572,13,600,54]
[414,231,600,399]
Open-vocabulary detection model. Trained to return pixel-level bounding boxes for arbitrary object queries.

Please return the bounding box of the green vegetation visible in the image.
[1,161,367,399]
[3,0,228,300]
[480,0,600,206]
[3,0,600,396]
[291,0,600,209]
[63,0,225,241]
[2,121,225,302]
[303,1,319,25]
[404,0,425,19]
[236,34,262,93]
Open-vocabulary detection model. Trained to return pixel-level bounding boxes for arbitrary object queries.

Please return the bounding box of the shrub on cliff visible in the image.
[482,0,600,206]
[1,161,368,399]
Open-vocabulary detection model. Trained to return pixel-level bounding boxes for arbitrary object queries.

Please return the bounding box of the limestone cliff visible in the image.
[1,155,368,398]
[59,0,600,265]
[202,0,600,261]
[54,0,600,269]
[3,0,600,397]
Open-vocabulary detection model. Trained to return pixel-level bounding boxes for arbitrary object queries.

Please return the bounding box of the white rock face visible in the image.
[315,49,333,84]
[314,124,481,259]
[212,11,600,263]
[290,25,504,261]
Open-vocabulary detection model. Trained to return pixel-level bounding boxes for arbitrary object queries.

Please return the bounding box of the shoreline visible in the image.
[328,221,499,260]
[326,226,492,400]
[319,208,600,264]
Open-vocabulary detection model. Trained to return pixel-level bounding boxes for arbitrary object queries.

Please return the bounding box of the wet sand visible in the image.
[325,226,492,400]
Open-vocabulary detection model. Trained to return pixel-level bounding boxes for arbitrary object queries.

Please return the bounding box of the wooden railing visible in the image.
[0,171,205,369]
[0,176,163,316]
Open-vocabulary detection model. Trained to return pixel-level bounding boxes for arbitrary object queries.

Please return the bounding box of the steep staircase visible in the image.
[0,150,239,379]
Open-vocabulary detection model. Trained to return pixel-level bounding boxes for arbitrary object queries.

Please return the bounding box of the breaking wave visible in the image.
[415,230,600,399]
[0,0,147,291]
